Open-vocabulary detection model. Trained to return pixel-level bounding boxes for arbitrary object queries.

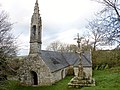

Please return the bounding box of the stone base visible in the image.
[68,76,95,88]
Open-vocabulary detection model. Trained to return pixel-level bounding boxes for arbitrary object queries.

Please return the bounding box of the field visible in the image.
[2,67,120,90]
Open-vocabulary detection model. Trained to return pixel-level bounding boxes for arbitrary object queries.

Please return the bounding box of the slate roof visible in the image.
[40,50,92,73]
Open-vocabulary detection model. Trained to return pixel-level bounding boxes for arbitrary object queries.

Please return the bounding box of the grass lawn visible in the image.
[3,67,120,90]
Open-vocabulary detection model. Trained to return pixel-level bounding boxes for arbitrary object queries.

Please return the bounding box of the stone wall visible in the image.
[18,53,92,86]
[29,43,41,54]
[52,68,67,82]
[19,54,54,86]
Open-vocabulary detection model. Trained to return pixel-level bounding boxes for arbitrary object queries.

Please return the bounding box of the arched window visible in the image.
[38,26,41,39]
[31,71,38,85]
[32,25,36,37]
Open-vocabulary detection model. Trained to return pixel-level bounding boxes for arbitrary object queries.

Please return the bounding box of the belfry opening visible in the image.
[32,25,36,37]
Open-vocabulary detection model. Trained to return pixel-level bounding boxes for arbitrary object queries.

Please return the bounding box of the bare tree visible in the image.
[86,19,106,51]
[46,41,62,51]
[67,44,78,52]
[80,33,93,51]
[0,10,17,81]
[46,41,77,52]
[92,0,120,46]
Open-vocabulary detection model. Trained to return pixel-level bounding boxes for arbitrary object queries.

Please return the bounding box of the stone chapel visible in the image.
[19,0,93,86]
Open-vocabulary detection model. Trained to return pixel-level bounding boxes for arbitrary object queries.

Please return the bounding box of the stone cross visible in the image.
[74,33,83,51]
[74,33,84,77]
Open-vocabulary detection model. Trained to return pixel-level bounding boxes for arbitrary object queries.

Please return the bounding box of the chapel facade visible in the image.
[19,0,92,86]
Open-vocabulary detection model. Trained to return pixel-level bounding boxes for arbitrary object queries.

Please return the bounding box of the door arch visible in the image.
[31,71,38,85]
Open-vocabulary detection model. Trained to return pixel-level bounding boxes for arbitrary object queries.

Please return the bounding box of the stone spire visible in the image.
[34,0,39,14]
[29,0,42,54]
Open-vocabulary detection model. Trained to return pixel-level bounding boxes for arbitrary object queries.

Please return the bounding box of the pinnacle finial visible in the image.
[34,0,40,14]
[36,0,38,3]
[35,0,38,6]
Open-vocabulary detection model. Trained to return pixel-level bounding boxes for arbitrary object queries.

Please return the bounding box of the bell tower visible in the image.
[29,0,42,54]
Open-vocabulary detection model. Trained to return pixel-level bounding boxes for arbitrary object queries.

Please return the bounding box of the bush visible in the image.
[92,50,120,70]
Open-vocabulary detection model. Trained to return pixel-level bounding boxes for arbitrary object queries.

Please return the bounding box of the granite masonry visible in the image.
[19,0,93,86]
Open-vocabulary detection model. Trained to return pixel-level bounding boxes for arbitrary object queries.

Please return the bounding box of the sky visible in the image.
[0,0,103,56]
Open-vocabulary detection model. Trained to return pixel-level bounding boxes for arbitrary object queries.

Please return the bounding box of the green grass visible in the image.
[3,67,120,90]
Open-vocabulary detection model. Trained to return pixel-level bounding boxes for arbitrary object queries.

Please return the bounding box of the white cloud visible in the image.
[16,33,30,56]
[0,0,101,55]
[41,0,100,25]
[56,28,81,43]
